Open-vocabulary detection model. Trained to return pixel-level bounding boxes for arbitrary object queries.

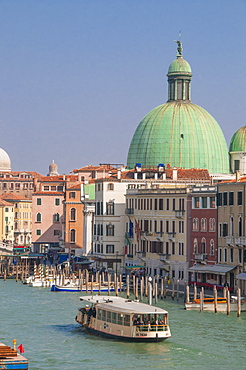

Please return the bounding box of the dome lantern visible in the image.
[167,41,192,102]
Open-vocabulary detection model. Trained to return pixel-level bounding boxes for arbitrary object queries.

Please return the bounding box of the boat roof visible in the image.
[79,295,168,314]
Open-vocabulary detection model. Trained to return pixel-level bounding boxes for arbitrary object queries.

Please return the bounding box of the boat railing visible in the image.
[136,324,169,332]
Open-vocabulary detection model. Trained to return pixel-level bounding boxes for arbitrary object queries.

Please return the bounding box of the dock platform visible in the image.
[0,342,28,369]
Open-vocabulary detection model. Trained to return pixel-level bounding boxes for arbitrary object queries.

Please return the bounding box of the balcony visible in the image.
[175,210,185,218]
[167,232,176,240]
[126,254,133,258]
[235,237,246,246]
[159,253,170,261]
[125,208,134,215]
[137,251,146,258]
[226,237,234,246]
[194,253,207,261]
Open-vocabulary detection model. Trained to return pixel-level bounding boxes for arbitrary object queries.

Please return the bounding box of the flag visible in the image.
[124,232,131,246]
[134,219,141,242]
[18,344,25,354]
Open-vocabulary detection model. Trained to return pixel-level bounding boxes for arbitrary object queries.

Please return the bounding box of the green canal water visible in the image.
[0,280,245,370]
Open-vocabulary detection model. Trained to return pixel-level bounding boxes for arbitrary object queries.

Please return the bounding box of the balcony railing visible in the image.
[174,210,185,218]
[235,237,246,246]
[125,208,134,215]
[226,237,234,246]
[159,253,170,261]
[167,232,176,240]
[194,253,207,261]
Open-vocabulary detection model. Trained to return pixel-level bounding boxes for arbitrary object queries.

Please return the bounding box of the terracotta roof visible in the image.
[99,167,211,181]
[66,182,83,190]
[33,192,64,196]
[0,193,31,201]
[73,164,117,173]
[39,175,78,182]
[0,199,14,206]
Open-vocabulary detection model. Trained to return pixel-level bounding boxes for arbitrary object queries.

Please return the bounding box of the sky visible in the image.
[0,0,246,175]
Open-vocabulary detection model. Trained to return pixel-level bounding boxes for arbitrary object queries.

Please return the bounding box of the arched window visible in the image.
[36,213,41,222]
[230,216,234,236]
[70,229,76,243]
[201,237,206,254]
[53,213,60,222]
[201,218,207,231]
[106,223,114,236]
[193,218,198,231]
[210,239,214,255]
[193,238,198,254]
[209,218,216,232]
[70,208,76,221]
[239,216,242,237]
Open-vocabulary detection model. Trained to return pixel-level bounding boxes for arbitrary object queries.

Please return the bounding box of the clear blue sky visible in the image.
[0,0,245,175]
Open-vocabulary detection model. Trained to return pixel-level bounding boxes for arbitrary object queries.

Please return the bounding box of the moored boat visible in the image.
[185,295,246,312]
[75,295,171,341]
[51,282,117,292]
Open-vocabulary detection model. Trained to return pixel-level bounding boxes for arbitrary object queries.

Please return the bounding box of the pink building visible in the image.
[32,191,64,253]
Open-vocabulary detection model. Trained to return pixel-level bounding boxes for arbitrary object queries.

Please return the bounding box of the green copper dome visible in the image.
[229,126,246,152]
[126,41,230,174]
[168,57,192,74]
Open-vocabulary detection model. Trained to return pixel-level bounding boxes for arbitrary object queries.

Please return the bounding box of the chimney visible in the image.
[117,169,121,179]
[172,167,177,180]
[236,170,241,182]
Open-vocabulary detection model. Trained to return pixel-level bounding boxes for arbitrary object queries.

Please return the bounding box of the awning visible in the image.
[236,272,246,281]
[188,264,237,275]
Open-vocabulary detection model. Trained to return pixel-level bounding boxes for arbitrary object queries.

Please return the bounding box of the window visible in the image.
[230,217,234,236]
[219,223,222,237]
[54,213,60,222]
[36,213,41,222]
[193,239,198,254]
[106,245,114,253]
[179,220,184,233]
[36,229,41,235]
[193,218,199,231]
[217,193,222,207]
[210,197,216,208]
[201,197,207,208]
[223,223,228,237]
[70,208,76,221]
[154,199,158,210]
[239,216,242,237]
[201,218,207,231]
[178,242,184,255]
[218,248,222,262]
[107,183,114,190]
[37,198,41,205]
[172,199,175,211]
[229,192,234,206]
[159,198,163,210]
[234,160,240,171]
[106,201,114,215]
[43,186,49,191]
[54,230,60,236]
[210,240,214,255]
[224,248,227,262]
[166,199,169,210]
[106,224,114,236]
[238,191,243,206]
[230,248,233,263]
[51,186,56,191]
[194,197,200,208]
[166,220,169,232]
[201,238,206,254]
[57,186,63,191]
[239,248,242,264]
[69,192,76,199]
[209,218,216,232]
[223,192,228,206]
[172,242,175,255]
[70,229,76,243]
[55,198,60,206]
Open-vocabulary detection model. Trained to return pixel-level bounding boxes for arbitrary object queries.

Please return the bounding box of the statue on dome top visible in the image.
[174,40,182,56]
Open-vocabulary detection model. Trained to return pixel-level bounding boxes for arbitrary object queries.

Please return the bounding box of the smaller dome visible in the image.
[168,57,192,75]
[0,148,11,171]
[229,126,246,152]
[48,160,58,176]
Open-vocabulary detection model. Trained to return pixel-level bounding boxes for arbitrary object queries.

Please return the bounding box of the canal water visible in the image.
[0,280,245,370]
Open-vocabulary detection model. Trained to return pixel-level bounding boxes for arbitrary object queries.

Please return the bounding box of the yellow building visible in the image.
[0,199,14,244]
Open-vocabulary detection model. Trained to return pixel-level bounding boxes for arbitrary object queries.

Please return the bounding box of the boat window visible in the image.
[124,315,130,326]
[102,310,106,321]
[97,309,102,321]
[107,311,112,323]
[111,312,117,324]
[117,313,123,325]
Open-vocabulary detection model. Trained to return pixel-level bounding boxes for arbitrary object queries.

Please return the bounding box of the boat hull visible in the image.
[51,284,117,292]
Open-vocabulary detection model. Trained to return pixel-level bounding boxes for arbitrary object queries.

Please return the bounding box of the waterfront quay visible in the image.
[0,279,245,370]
